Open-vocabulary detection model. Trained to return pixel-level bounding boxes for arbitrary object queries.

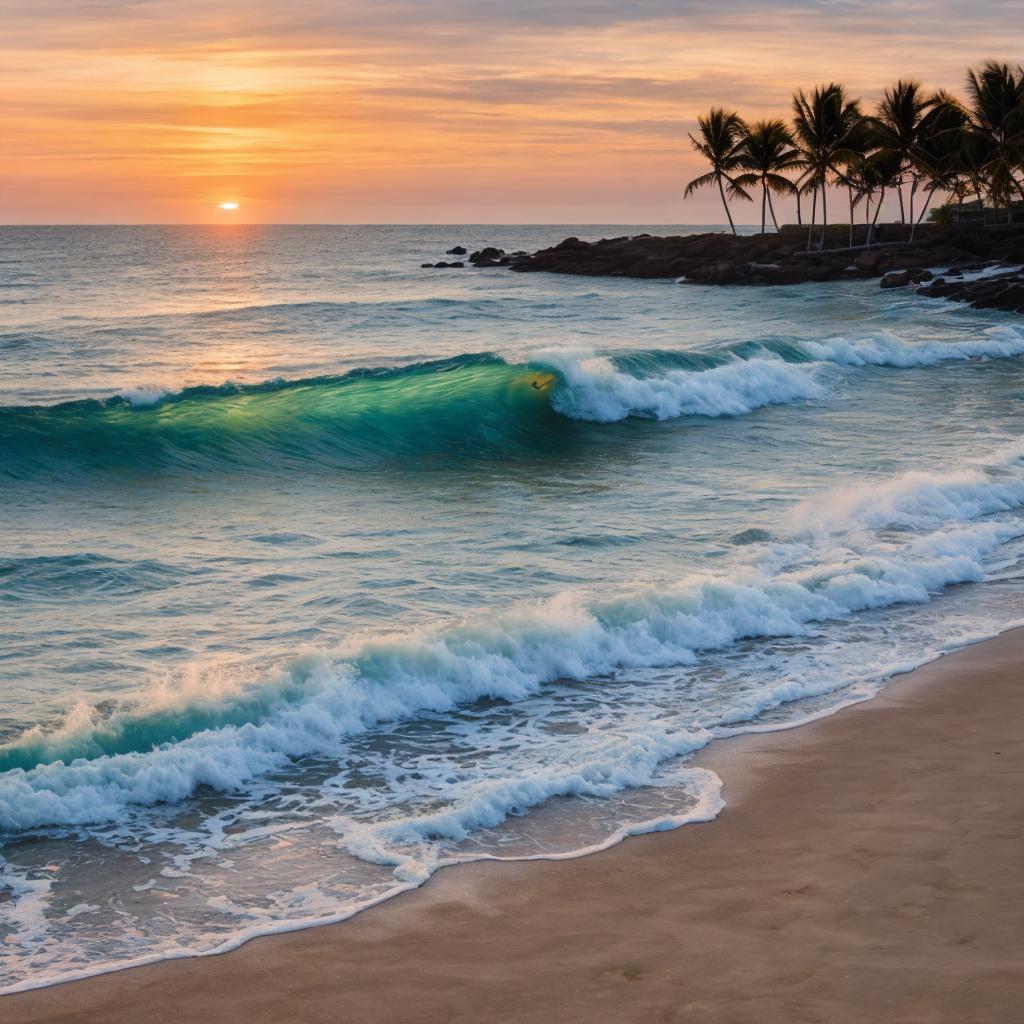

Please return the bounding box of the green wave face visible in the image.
[0,355,569,478]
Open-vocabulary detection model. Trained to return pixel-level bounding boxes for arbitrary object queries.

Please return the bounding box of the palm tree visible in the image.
[792,84,863,250]
[684,108,751,234]
[965,61,1024,218]
[871,80,934,224]
[733,120,802,233]
[909,91,970,239]
[959,128,999,221]
[836,119,877,246]
[856,148,903,242]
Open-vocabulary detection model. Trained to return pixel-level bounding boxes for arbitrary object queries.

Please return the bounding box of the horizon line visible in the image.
[0,222,756,229]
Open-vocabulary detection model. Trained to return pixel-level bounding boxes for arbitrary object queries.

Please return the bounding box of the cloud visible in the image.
[2,0,1019,222]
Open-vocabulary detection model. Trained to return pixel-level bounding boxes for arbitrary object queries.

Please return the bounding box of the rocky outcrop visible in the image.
[419,227,1024,314]
[505,222,1024,290]
[919,268,1024,313]
[469,247,512,267]
[879,268,932,288]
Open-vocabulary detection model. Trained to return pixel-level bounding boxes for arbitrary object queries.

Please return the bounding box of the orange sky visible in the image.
[2,1,1020,223]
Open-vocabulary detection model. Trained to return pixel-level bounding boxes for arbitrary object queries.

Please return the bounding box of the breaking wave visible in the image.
[4,444,1024,832]
[3,328,1023,478]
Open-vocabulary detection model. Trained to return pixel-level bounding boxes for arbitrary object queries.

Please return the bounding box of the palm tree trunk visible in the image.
[717,177,736,235]
[898,178,906,224]
[767,190,780,232]
[796,189,802,226]
[909,187,936,242]
[971,177,988,225]
[869,186,885,246]
[820,184,829,249]
[848,185,855,248]
[909,178,917,227]
[807,185,818,252]
[761,182,767,234]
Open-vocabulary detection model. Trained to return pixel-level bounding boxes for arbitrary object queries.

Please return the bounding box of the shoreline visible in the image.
[6,626,1024,1022]
[427,225,1024,314]
[0,628,975,999]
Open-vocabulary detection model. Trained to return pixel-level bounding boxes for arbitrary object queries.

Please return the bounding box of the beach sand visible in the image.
[7,628,1024,1024]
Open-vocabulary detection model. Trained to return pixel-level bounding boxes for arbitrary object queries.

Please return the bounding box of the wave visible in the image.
[793,459,1024,533]
[4,446,1023,831]
[0,349,822,478]
[530,346,819,422]
[800,326,1024,367]
[3,327,1022,479]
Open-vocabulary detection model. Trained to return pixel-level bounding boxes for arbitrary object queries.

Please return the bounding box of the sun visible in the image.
[218,201,239,211]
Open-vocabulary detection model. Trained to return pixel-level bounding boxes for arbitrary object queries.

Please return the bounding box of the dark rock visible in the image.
[887,254,931,270]
[421,263,434,269]
[997,283,1024,308]
[446,245,467,255]
[855,250,884,270]
[973,281,1024,310]
[470,246,505,262]
[774,264,815,284]
[880,270,913,288]
[491,227,1020,316]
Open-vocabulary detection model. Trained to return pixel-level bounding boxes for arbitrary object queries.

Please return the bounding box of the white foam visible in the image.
[803,326,1024,368]
[793,464,1024,533]
[0,763,725,996]
[6,437,1024,989]
[120,387,170,407]
[4,616,1017,997]
[530,346,822,422]
[3,511,1020,831]
[523,327,1024,425]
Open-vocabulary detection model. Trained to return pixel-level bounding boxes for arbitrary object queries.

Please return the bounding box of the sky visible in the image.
[1,1,1020,224]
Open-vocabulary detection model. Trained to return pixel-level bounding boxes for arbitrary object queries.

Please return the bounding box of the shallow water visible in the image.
[3,224,1024,990]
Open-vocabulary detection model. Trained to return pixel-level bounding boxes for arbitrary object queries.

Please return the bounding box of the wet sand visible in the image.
[7,629,1024,1024]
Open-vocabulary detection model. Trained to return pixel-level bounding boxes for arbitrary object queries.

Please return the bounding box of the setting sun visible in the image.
[218,202,239,211]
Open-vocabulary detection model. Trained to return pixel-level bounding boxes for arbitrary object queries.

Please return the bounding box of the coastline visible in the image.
[6,627,1024,1023]
[501,223,1024,304]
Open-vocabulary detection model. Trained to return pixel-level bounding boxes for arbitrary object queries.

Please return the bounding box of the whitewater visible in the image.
[4,224,1024,992]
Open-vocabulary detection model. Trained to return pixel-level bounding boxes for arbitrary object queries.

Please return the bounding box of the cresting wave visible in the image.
[4,443,1024,833]
[3,327,1023,477]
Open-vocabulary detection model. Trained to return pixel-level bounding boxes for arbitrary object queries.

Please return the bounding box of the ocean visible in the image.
[3,223,1024,991]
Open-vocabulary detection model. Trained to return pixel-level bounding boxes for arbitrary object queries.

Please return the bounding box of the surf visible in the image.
[0,348,819,478]
[5,444,1024,832]
[3,327,1023,479]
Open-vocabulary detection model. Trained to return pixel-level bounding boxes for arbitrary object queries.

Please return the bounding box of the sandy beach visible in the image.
[5,628,1022,1024]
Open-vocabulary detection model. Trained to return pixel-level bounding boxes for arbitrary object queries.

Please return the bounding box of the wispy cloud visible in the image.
[1,1,1017,221]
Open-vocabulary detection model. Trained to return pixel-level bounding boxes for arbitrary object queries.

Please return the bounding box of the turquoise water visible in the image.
[3,225,1024,989]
